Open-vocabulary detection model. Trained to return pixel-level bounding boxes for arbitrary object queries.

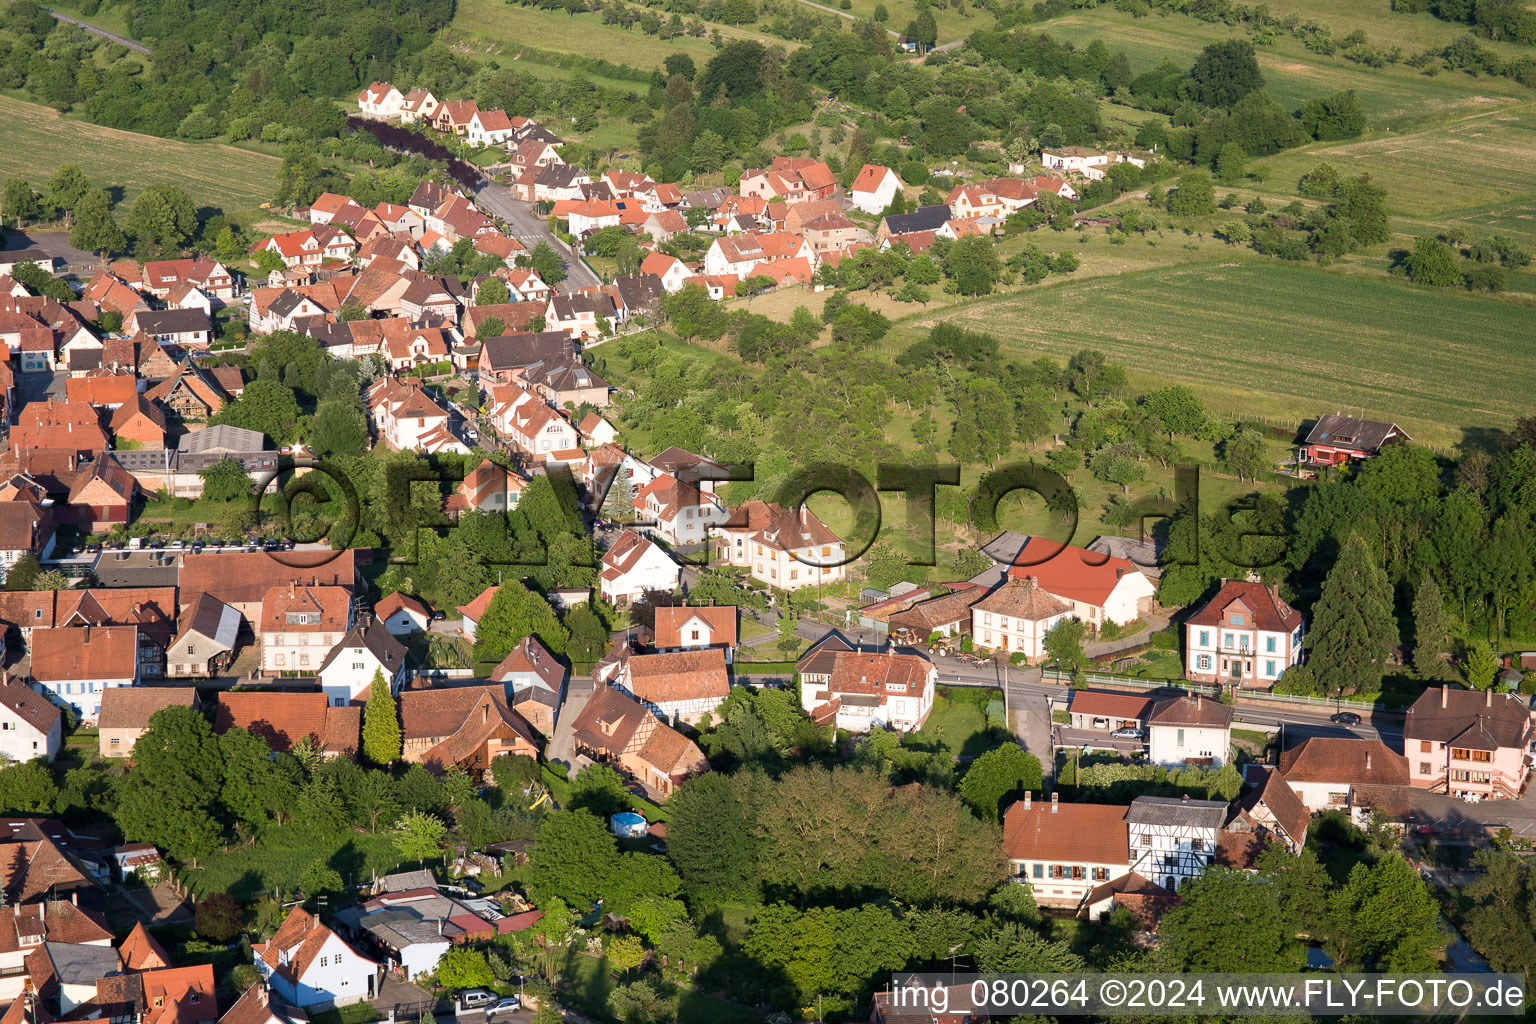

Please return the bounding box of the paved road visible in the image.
[34,5,149,52]
[471,182,600,292]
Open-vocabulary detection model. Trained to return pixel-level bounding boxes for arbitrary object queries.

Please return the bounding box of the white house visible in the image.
[599,531,680,608]
[0,500,56,583]
[255,906,380,1008]
[357,81,404,118]
[1125,796,1226,893]
[1004,793,1130,911]
[610,648,730,725]
[375,593,432,637]
[640,251,690,293]
[850,163,902,214]
[1184,580,1304,688]
[712,500,847,592]
[1040,146,1110,175]
[631,473,727,546]
[28,625,139,724]
[258,584,352,677]
[653,605,737,665]
[317,619,409,705]
[0,676,61,761]
[1147,694,1233,768]
[971,577,1072,663]
[1275,737,1410,817]
[799,650,935,733]
[466,109,517,148]
[457,585,500,641]
[1002,537,1156,629]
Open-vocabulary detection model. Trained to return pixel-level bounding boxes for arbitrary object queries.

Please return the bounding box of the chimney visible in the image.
[1487,688,1493,708]
[1366,753,1372,771]
[1023,791,1031,810]
[82,626,89,645]
[38,903,43,923]
[1442,684,1449,709]
[257,985,268,1008]
[482,702,489,724]
[1196,693,1201,710]
[70,892,75,907]
[1050,792,1058,814]
[1116,568,1123,579]
[1182,793,1190,801]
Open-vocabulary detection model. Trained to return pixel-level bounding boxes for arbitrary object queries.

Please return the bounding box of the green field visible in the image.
[908,260,1536,441]
[449,0,783,72]
[791,0,988,46]
[0,95,280,217]
[1042,8,1531,130]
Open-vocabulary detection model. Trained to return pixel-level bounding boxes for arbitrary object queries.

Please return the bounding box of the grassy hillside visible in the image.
[903,260,1536,443]
[0,95,280,217]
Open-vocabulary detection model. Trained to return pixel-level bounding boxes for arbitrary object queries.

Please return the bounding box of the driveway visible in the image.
[545,675,595,772]
[3,230,104,279]
[471,183,599,291]
[1053,724,1142,756]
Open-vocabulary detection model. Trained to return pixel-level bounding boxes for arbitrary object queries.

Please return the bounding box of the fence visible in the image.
[1042,669,1410,712]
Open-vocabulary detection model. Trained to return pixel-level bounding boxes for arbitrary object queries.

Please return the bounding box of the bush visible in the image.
[194,892,243,943]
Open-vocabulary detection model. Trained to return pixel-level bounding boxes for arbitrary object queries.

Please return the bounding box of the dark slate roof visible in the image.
[1302,414,1411,452]
[1126,795,1228,829]
[882,204,952,235]
[134,309,210,334]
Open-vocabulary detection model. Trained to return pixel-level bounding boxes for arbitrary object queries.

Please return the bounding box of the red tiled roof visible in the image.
[1069,690,1153,721]
[1185,580,1301,634]
[1004,537,1145,607]
[1003,798,1129,864]
[29,626,137,681]
[1277,737,1410,785]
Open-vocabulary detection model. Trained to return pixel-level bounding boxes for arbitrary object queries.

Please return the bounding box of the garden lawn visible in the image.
[0,95,280,218]
[182,825,405,900]
[902,693,1000,759]
[910,260,1536,440]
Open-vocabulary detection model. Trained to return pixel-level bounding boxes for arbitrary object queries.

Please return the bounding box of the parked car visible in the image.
[1110,727,1143,740]
[455,990,497,1012]
[485,998,521,1019]
[1330,711,1361,726]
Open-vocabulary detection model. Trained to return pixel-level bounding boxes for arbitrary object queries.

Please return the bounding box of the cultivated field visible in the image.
[1041,9,1531,130]
[1252,101,1536,224]
[449,0,787,72]
[789,0,989,46]
[0,96,280,216]
[905,261,1536,442]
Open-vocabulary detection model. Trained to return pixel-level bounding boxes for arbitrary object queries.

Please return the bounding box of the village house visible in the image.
[164,594,241,680]
[1126,796,1227,892]
[27,625,139,723]
[0,898,115,1000]
[1040,145,1111,176]
[850,164,903,214]
[259,231,324,271]
[431,99,480,136]
[398,685,540,776]
[374,593,432,637]
[12,401,109,458]
[450,458,527,516]
[1004,793,1130,913]
[489,636,567,736]
[800,650,935,733]
[971,577,1072,663]
[466,109,516,148]
[0,676,61,762]
[214,692,360,758]
[608,648,730,726]
[0,499,56,581]
[652,606,737,664]
[1275,736,1411,819]
[876,204,951,241]
[1147,694,1233,768]
[258,584,352,677]
[254,906,380,1008]
[1183,580,1304,688]
[365,377,461,453]
[125,309,212,349]
[578,412,618,448]
[455,585,499,642]
[1004,537,1156,628]
[1298,414,1412,470]
[568,684,709,797]
[546,292,617,341]
[97,687,200,758]
[739,157,838,205]
[599,530,680,607]
[631,473,726,546]
[640,252,691,293]
[316,619,408,706]
[489,382,580,458]
[397,88,439,124]
[798,212,873,258]
[356,81,404,118]
[713,500,846,592]
[1067,689,1153,734]
[1404,684,1535,800]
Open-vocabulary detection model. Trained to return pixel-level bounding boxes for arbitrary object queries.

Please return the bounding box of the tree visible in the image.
[472,580,569,663]
[528,811,619,908]
[958,745,1043,821]
[70,188,125,257]
[127,184,198,256]
[1308,533,1398,696]
[523,242,566,285]
[43,165,89,226]
[1141,385,1206,439]
[310,399,368,457]
[1167,170,1216,217]
[1090,445,1145,496]
[601,465,635,522]
[663,773,757,901]
[0,761,57,813]
[475,316,506,340]
[199,458,252,502]
[569,763,631,818]
[604,935,646,975]
[1223,425,1266,481]
[1160,867,1299,971]
[942,236,1002,296]
[115,707,225,864]
[1464,640,1499,689]
[1411,576,1450,677]
[211,380,301,443]
[436,948,495,989]
[393,810,448,861]
[336,300,368,322]
[1188,39,1263,107]
[195,892,244,943]
[1405,236,1462,286]
[1215,141,1247,181]
[2,178,40,229]
[1042,617,1089,676]
[1329,853,1442,970]
[1462,848,1536,978]
[566,605,610,664]
[4,553,40,591]
[362,670,402,766]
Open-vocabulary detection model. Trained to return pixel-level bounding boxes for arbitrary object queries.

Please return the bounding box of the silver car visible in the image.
[485,997,522,1018]
[1110,727,1143,740]
[456,990,497,1012]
